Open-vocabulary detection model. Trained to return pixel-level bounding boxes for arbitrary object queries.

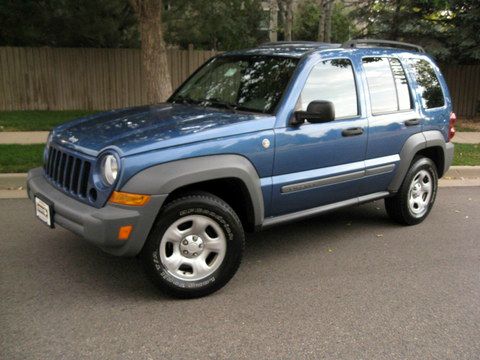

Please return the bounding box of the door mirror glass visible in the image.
[292,100,335,125]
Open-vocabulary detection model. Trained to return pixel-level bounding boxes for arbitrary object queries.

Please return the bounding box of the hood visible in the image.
[52,103,274,157]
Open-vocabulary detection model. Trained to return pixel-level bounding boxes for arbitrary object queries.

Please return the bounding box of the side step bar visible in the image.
[261,191,390,229]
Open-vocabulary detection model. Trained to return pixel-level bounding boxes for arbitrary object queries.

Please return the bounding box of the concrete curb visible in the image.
[1,166,479,199]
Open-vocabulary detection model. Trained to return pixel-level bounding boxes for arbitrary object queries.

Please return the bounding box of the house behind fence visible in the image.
[0,46,479,118]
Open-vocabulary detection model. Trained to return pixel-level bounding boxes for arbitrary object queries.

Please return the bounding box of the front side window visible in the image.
[298,59,358,118]
[170,55,298,114]
[409,59,445,109]
[362,57,412,114]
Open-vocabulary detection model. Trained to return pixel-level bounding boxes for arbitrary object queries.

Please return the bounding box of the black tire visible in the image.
[141,192,244,298]
[385,156,438,225]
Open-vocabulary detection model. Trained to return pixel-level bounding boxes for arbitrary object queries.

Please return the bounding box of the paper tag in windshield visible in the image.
[224,68,237,77]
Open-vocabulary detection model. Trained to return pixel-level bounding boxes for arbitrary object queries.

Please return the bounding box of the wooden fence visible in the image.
[441,65,480,118]
[0,46,479,117]
[0,47,218,111]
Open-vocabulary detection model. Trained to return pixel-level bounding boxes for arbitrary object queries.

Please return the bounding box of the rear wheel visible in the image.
[141,192,244,298]
[385,156,438,225]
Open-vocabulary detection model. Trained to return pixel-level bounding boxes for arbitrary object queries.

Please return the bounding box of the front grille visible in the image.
[45,145,92,198]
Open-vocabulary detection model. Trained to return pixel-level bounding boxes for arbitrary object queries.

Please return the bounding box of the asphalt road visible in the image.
[1,188,479,359]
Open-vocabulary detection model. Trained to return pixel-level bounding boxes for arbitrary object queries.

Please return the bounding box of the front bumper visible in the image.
[27,168,166,257]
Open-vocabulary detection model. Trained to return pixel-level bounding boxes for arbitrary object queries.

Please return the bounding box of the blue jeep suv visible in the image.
[27,40,456,298]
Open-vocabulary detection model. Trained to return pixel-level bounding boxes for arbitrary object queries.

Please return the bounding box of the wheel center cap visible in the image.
[180,235,204,258]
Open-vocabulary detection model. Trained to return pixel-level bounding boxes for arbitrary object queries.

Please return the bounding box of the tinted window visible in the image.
[171,56,298,114]
[363,57,412,114]
[390,58,412,110]
[410,59,445,109]
[298,59,358,118]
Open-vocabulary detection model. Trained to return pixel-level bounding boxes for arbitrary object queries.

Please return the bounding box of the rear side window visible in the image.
[298,59,358,118]
[409,59,445,109]
[362,57,412,114]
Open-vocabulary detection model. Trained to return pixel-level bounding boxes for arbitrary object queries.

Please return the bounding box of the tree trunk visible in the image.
[130,0,172,103]
[317,0,325,42]
[284,0,294,41]
[391,0,402,41]
[324,0,333,43]
[269,0,278,42]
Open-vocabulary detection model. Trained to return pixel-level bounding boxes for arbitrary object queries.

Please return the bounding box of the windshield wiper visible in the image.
[171,95,201,105]
[232,104,265,114]
[200,98,237,111]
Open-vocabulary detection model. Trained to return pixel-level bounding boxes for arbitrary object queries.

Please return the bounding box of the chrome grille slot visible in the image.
[44,145,92,199]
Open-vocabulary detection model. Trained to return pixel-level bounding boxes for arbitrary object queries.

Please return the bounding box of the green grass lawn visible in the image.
[0,111,97,132]
[1,143,479,173]
[0,144,45,173]
[453,143,480,166]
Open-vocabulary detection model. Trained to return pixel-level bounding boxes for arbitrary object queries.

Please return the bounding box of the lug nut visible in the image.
[199,244,203,249]
[183,250,188,255]
[193,252,198,256]
[182,240,188,245]
[193,236,197,242]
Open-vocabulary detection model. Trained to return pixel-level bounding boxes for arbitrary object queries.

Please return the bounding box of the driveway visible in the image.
[1,188,479,359]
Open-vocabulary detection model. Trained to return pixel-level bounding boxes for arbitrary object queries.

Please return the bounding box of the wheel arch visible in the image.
[389,130,450,192]
[120,155,265,230]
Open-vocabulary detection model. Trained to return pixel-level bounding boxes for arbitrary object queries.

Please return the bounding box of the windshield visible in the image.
[169,55,298,114]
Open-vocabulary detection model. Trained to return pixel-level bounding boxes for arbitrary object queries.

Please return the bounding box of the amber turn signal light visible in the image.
[118,225,133,240]
[109,191,151,206]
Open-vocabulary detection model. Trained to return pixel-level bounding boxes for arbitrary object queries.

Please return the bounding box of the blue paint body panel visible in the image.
[45,44,452,219]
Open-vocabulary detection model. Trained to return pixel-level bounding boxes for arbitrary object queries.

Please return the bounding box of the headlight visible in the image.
[44,132,53,163]
[46,132,53,150]
[100,154,119,186]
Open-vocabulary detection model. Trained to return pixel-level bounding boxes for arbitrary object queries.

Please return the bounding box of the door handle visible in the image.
[405,119,421,126]
[342,127,364,137]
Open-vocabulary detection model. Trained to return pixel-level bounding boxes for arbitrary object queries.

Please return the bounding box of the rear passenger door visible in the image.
[359,56,420,196]
[271,57,368,216]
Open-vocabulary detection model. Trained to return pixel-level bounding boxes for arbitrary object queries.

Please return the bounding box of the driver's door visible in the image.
[271,57,368,216]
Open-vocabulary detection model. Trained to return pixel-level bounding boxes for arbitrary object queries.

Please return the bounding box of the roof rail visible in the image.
[342,39,425,53]
[259,41,334,48]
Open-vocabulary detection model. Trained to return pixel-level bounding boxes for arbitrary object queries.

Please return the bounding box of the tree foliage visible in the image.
[0,0,138,47]
[0,0,478,63]
[348,0,480,63]
[164,0,265,50]
[293,0,351,43]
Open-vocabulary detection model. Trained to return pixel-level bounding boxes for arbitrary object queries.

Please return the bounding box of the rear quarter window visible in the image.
[362,57,412,115]
[409,59,445,109]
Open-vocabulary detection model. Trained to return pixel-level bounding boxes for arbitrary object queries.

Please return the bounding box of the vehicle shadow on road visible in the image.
[245,201,395,255]
[44,201,394,301]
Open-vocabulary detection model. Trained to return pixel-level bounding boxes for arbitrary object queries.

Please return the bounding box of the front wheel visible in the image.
[385,156,438,225]
[141,192,245,298]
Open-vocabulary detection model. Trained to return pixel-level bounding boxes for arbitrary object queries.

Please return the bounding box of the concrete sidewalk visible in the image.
[453,132,480,144]
[0,131,479,145]
[0,131,49,144]
[1,166,479,199]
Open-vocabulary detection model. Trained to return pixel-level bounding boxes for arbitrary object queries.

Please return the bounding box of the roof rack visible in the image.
[259,41,334,48]
[342,39,425,53]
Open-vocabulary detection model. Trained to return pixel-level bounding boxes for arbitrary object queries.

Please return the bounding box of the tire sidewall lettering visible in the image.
[151,206,235,289]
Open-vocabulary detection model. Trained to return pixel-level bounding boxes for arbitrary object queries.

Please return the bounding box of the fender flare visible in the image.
[388,130,450,192]
[121,155,265,226]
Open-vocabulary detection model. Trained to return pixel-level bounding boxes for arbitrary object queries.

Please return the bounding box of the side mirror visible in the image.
[291,100,335,126]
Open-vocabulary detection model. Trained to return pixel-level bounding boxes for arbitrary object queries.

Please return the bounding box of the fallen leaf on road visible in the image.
[376,234,384,238]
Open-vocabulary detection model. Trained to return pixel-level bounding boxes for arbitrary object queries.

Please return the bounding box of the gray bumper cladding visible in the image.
[27,168,166,257]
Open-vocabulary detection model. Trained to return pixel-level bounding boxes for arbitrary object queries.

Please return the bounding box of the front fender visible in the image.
[120,155,265,226]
